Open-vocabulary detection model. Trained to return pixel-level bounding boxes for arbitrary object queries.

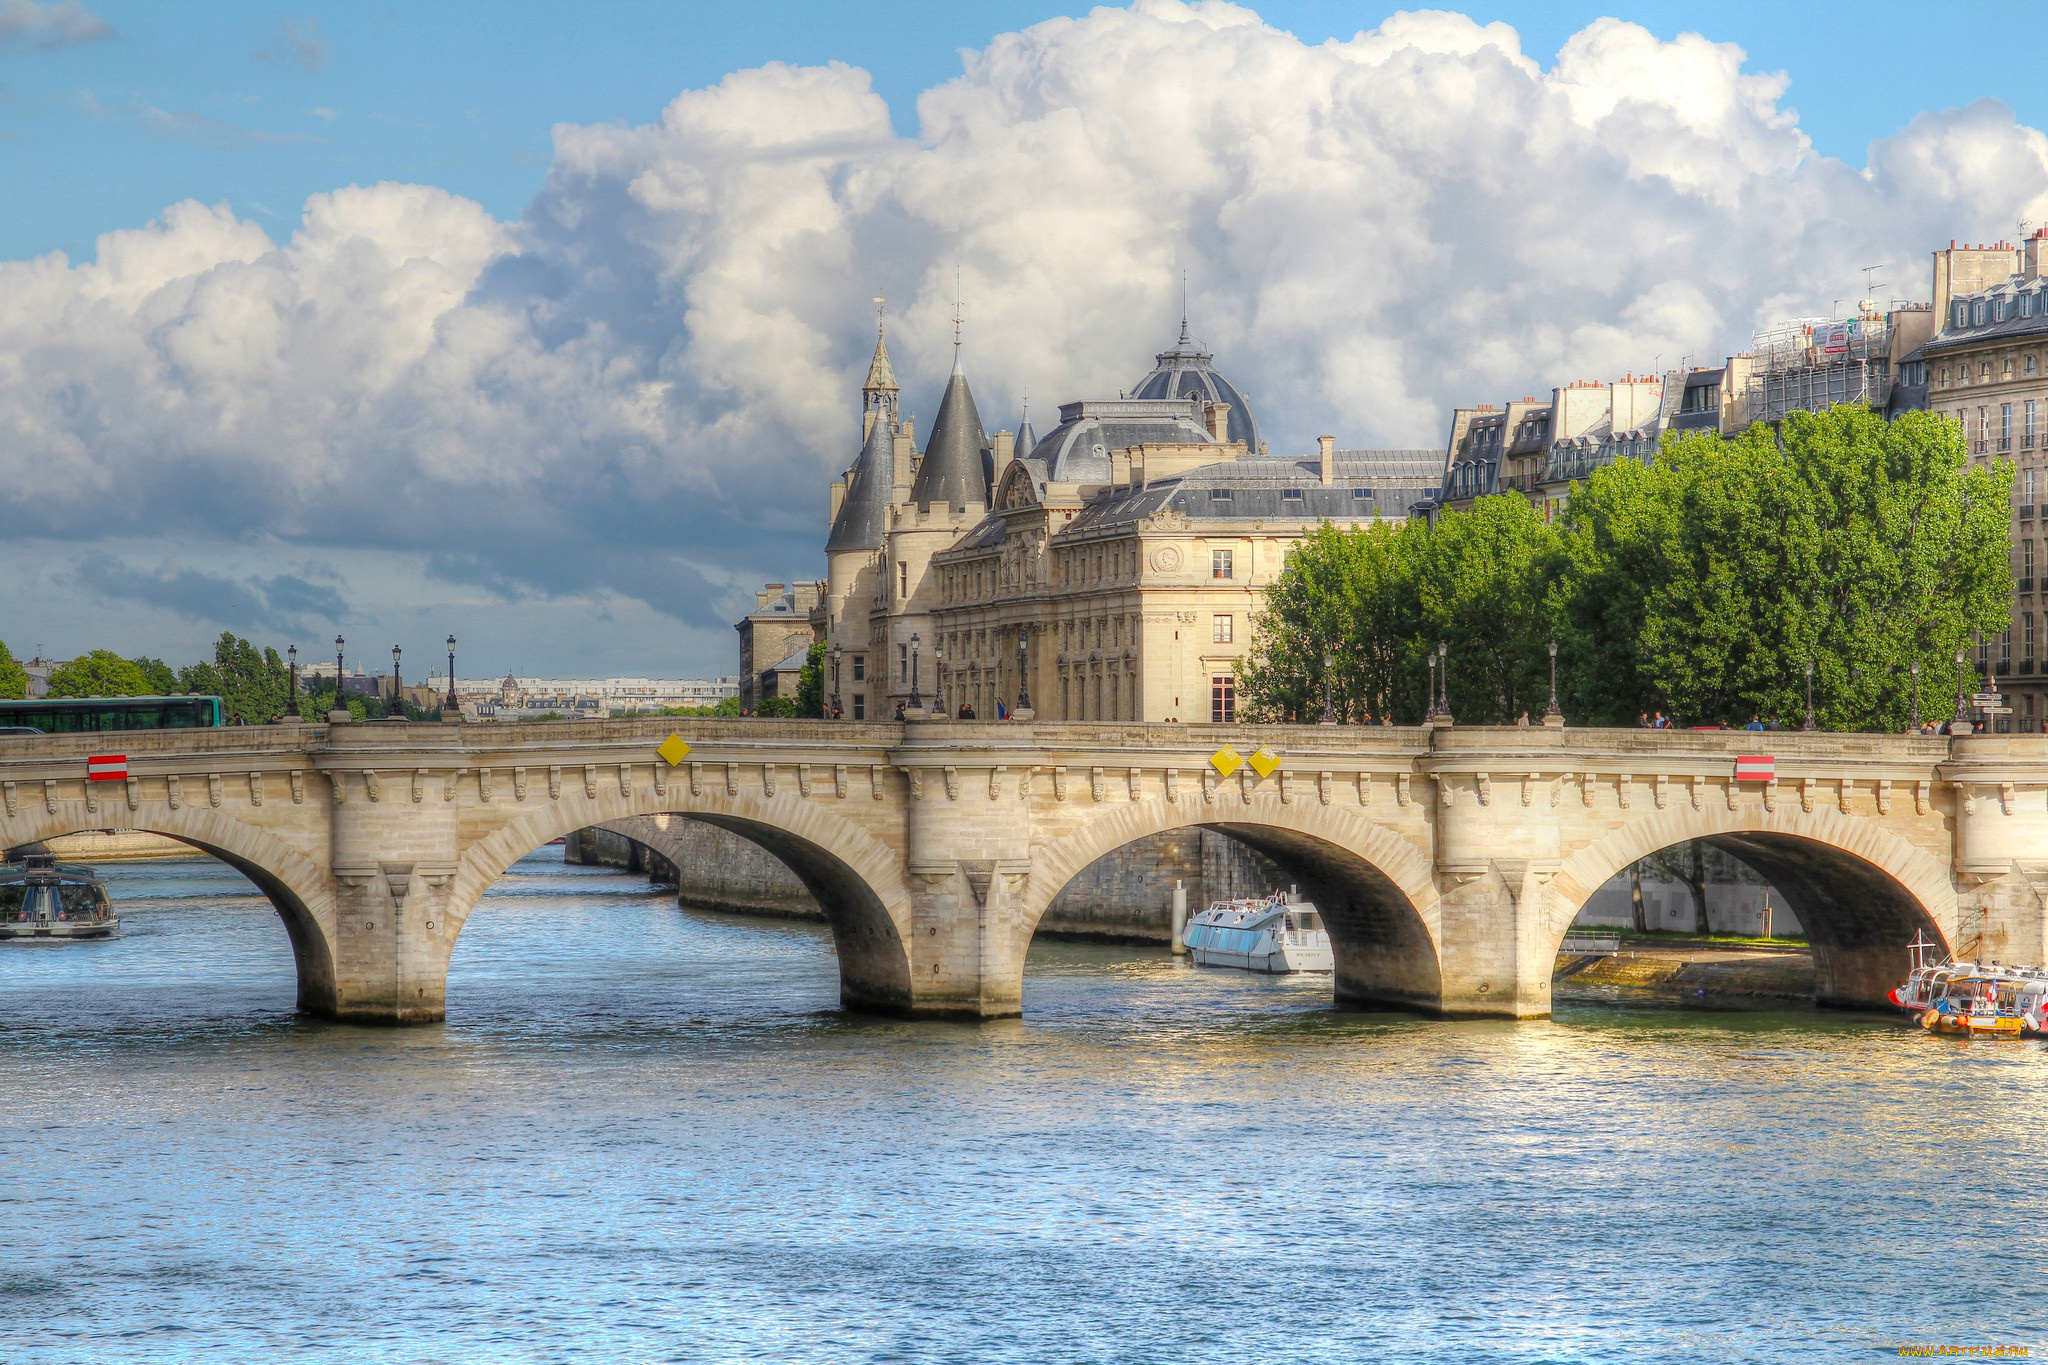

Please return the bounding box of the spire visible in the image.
[1179,271,1190,346]
[1014,386,1037,462]
[863,297,898,396]
[828,399,895,552]
[950,269,964,375]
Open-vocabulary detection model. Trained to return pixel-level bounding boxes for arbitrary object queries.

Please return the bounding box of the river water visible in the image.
[2,850,2042,1363]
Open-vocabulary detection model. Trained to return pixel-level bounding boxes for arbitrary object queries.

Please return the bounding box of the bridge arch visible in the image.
[1548,805,1960,1008]
[1021,795,1445,1013]
[1,802,338,1012]
[449,786,916,1015]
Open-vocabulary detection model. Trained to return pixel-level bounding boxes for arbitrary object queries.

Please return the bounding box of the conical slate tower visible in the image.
[1013,395,1038,465]
[827,403,895,552]
[910,348,991,510]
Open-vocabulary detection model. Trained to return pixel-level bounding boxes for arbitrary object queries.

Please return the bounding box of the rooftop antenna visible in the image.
[872,295,886,333]
[1860,265,1888,305]
[951,267,963,373]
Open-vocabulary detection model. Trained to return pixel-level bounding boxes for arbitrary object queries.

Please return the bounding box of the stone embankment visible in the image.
[566,821,1281,943]
[1553,942,1816,1008]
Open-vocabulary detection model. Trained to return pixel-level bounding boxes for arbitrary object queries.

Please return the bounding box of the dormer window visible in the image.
[1955,303,1969,328]
[1209,488,1232,502]
[1973,301,1987,326]
[1352,488,1374,500]
[1282,489,1303,503]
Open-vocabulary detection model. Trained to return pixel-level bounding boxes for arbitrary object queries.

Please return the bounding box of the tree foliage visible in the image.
[0,639,30,700]
[175,632,293,723]
[45,649,153,698]
[1240,406,2011,731]
[796,640,827,718]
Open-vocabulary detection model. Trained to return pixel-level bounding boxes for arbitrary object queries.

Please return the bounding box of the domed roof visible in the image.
[1024,398,1220,484]
[1129,320,1262,454]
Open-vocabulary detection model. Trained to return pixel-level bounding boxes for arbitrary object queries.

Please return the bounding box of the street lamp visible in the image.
[445,636,458,715]
[1319,650,1337,725]
[389,645,406,722]
[1545,639,1561,722]
[1426,652,1438,722]
[933,641,945,718]
[286,644,301,720]
[830,643,842,719]
[910,633,922,712]
[1801,659,1817,731]
[1910,659,1921,730]
[1955,648,1971,728]
[1017,630,1031,713]
[1436,639,1450,721]
[331,636,347,722]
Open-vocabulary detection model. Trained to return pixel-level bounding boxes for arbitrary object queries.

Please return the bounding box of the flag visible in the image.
[996,701,1008,720]
[87,755,129,782]
[1734,755,1774,782]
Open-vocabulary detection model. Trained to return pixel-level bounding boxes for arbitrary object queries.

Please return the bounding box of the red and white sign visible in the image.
[1734,755,1775,782]
[86,755,129,782]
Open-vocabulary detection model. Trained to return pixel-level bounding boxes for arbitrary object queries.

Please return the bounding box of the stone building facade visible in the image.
[735,581,823,712]
[817,315,1438,722]
[1919,231,2048,732]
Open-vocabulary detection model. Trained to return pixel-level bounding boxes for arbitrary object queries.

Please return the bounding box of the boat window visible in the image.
[0,885,23,916]
[58,884,99,916]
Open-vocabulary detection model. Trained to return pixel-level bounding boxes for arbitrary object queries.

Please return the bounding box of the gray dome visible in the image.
[1130,323,1262,454]
[1025,398,1220,483]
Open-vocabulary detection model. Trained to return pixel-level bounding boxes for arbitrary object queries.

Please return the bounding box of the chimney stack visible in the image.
[1318,434,1335,486]
[1205,401,1232,442]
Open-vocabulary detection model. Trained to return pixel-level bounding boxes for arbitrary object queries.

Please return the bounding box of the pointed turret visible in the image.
[910,348,992,510]
[1013,392,1038,464]
[828,404,895,552]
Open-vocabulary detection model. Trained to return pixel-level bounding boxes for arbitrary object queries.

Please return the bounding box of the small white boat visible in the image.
[1891,931,2048,1036]
[1183,894,1333,974]
[0,853,118,940]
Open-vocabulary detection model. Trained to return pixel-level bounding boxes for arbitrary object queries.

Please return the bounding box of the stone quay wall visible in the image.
[566,820,1279,943]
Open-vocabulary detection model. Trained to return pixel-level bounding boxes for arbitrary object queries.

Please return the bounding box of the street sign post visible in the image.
[1973,692,2004,705]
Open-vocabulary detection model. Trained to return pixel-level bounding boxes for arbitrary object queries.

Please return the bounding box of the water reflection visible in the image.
[0,848,2041,1362]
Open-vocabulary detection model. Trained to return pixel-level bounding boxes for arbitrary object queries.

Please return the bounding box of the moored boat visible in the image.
[0,853,118,940]
[1183,893,1333,974]
[1892,932,2048,1035]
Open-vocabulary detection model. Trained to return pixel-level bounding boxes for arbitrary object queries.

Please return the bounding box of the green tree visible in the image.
[1237,519,1422,722]
[0,639,26,700]
[130,657,179,694]
[45,649,152,697]
[1412,495,1562,723]
[756,695,800,717]
[796,640,827,718]
[1628,406,2008,729]
[177,632,293,723]
[1550,456,1680,725]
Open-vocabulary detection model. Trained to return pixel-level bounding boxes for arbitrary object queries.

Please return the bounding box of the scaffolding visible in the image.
[1745,313,1894,424]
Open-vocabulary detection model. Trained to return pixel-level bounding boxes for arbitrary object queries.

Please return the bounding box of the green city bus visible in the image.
[0,696,226,734]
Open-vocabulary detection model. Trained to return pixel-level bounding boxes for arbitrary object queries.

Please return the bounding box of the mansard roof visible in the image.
[1062,452,1442,535]
[825,412,895,553]
[909,361,992,510]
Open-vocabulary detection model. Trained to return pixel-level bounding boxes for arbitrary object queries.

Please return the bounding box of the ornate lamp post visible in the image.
[330,636,348,723]
[1955,648,1972,730]
[1544,639,1561,723]
[909,633,922,713]
[389,645,406,722]
[933,641,946,718]
[1016,630,1032,715]
[1436,639,1451,723]
[445,636,459,715]
[1910,660,1921,730]
[1319,650,1338,725]
[1801,659,1817,731]
[830,643,842,719]
[1425,652,1438,722]
[286,644,301,720]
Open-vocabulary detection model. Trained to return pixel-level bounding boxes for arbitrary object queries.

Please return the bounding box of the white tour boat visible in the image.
[1183,893,1334,974]
[0,853,118,940]
[1891,931,2048,1036]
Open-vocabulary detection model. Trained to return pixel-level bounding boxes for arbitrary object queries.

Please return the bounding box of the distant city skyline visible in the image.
[2,0,2045,678]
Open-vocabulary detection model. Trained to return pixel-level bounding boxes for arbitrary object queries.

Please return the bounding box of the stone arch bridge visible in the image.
[3,719,2042,1023]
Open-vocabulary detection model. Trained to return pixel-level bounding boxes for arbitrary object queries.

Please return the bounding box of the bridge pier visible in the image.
[323,770,459,1024]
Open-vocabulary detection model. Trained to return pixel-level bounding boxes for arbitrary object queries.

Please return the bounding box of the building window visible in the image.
[897,562,908,600]
[1211,675,1235,723]
[2026,613,2036,663]
[852,655,865,682]
[1955,303,1969,327]
[2028,469,2037,506]
[2003,404,2014,451]
[1282,489,1303,504]
[2026,540,2036,581]
[1352,488,1374,501]
[1973,301,1986,326]
[1212,549,1234,579]
[852,694,865,720]
[2001,630,2012,665]
[899,643,908,683]
[1210,488,1232,503]
[2028,354,2040,375]
[2029,401,2040,449]
[1212,614,1234,643]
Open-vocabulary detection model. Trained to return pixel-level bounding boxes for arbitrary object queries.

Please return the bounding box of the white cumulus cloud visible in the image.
[3,0,2047,666]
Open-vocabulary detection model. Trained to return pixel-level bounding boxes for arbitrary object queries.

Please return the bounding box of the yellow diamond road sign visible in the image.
[1209,745,1243,777]
[656,734,691,767]
[1247,746,1281,778]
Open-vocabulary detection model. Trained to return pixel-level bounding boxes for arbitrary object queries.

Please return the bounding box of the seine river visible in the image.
[2,849,2042,1363]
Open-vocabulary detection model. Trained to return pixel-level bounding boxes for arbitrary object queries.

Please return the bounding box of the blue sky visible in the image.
[1,1,2044,680]
[7,1,2045,266]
